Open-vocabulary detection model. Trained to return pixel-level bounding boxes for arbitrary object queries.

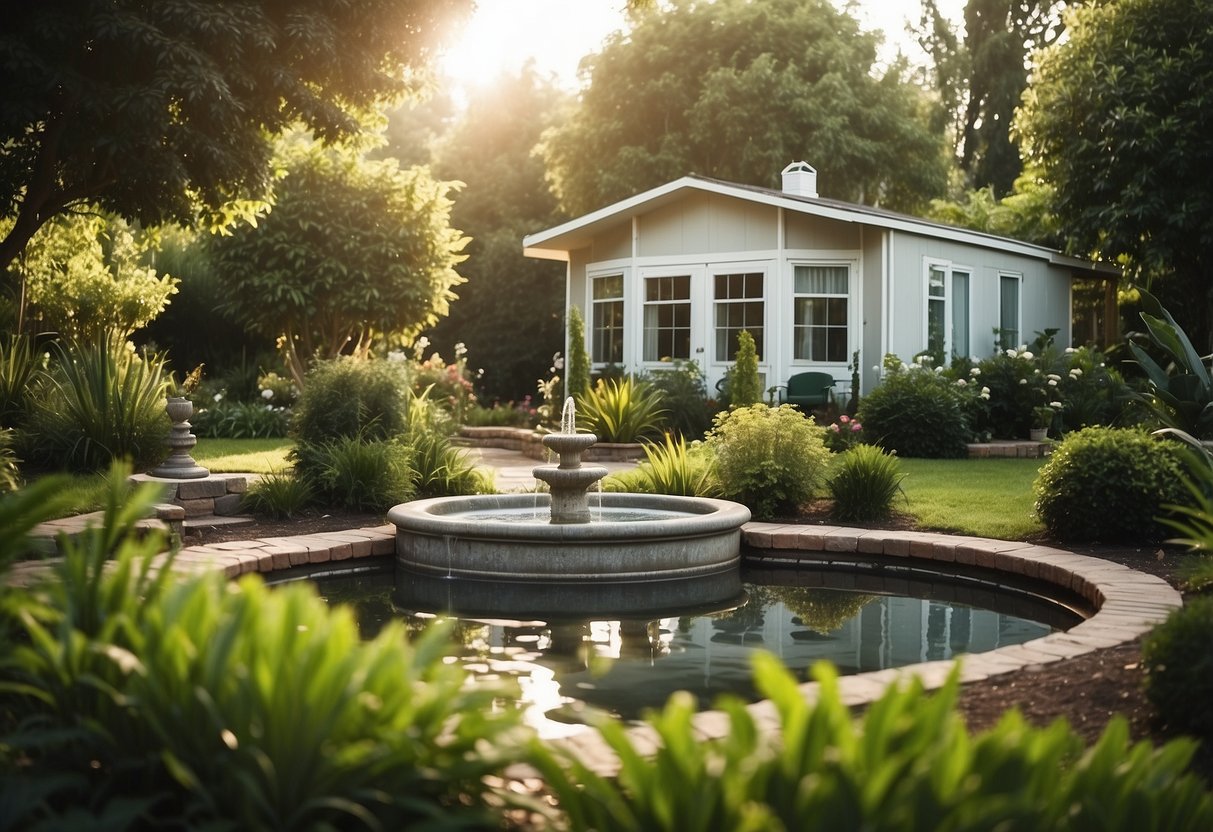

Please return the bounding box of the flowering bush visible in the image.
[399,338,478,423]
[858,355,978,458]
[256,370,298,408]
[823,413,865,453]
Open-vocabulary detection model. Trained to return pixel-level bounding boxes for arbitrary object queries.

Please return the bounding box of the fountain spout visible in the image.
[533,397,609,524]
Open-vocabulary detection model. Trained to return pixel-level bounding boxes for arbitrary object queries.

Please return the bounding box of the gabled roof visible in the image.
[524,174,1112,274]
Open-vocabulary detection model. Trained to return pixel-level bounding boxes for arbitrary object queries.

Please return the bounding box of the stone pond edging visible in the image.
[10,519,1181,778]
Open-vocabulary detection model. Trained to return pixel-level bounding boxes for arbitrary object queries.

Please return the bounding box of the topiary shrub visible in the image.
[292,358,408,444]
[1033,426,1189,542]
[1142,596,1213,744]
[705,403,829,519]
[858,355,972,458]
[828,444,905,522]
[724,330,762,408]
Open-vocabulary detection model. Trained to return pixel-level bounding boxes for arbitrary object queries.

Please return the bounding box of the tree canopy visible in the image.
[1017,0,1213,346]
[0,0,469,278]
[210,135,467,385]
[541,0,950,216]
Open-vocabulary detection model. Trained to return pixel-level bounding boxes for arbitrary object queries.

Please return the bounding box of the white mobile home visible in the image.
[523,163,1115,396]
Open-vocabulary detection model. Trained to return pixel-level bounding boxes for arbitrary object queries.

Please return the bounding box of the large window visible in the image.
[643,274,691,361]
[999,273,1021,350]
[714,271,764,361]
[591,274,624,365]
[793,265,848,362]
[925,261,971,360]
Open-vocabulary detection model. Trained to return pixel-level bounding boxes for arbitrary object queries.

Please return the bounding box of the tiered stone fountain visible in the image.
[388,398,750,617]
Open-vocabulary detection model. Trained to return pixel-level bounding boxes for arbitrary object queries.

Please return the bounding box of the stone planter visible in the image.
[149,396,210,479]
[1029,427,1049,442]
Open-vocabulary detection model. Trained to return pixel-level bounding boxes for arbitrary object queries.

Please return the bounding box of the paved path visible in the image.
[467,446,639,491]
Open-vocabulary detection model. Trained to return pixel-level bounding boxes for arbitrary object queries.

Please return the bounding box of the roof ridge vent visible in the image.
[781,161,818,198]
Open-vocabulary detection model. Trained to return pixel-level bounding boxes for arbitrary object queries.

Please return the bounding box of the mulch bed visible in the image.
[183,505,1210,783]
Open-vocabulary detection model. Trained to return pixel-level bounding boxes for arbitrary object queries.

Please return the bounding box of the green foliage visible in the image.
[10,213,178,340]
[725,330,762,408]
[405,338,477,423]
[899,458,1045,540]
[1128,290,1213,438]
[639,359,714,439]
[566,305,592,400]
[0,463,525,830]
[24,337,170,472]
[859,355,972,458]
[240,469,314,520]
[0,0,467,271]
[291,435,414,514]
[407,429,494,499]
[1018,0,1213,345]
[0,429,19,493]
[706,404,830,519]
[1142,596,1213,744]
[576,377,669,443]
[291,358,409,445]
[192,400,290,439]
[193,438,293,475]
[927,170,1060,247]
[534,656,1213,831]
[0,332,41,429]
[211,135,468,385]
[462,400,539,428]
[823,412,865,453]
[829,444,905,523]
[607,433,719,497]
[543,0,949,217]
[1033,427,1189,542]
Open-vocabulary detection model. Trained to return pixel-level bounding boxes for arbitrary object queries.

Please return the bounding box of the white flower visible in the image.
[1070,367,1083,377]
[1018,378,1028,385]
[981,386,990,396]
[415,336,430,351]
[1021,351,1035,360]
[871,365,880,373]
[261,388,274,400]
[1047,379,1058,386]
[956,378,967,387]
[387,350,406,362]
[213,392,224,403]
[1064,346,1077,354]
[1047,374,1061,381]
[1050,401,1063,409]
[454,342,468,358]
[970,367,981,376]
[1006,349,1018,359]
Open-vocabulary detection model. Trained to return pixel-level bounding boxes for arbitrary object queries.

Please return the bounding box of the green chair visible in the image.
[775,372,836,410]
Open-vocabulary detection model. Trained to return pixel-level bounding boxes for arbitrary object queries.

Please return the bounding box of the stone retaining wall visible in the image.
[458,426,646,461]
[129,472,254,518]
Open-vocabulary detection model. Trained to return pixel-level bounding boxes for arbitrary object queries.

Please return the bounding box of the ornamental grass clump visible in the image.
[705,403,829,519]
[1033,426,1189,542]
[829,443,905,522]
[606,432,719,497]
[575,376,669,443]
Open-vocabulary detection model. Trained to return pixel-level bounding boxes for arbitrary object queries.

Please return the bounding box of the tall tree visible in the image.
[423,66,570,401]
[210,135,467,386]
[916,0,1066,195]
[0,0,469,278]
[542,0,950,216]
[1018,0,1213,347]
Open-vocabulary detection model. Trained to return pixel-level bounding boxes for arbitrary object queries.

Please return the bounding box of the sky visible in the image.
[439,0,966,96]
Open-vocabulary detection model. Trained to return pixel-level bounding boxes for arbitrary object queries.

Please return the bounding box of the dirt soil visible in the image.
[184,506,1210,782]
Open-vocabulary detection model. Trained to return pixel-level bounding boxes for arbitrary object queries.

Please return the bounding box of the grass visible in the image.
[193,438,293,474]
[897,457,1046,540]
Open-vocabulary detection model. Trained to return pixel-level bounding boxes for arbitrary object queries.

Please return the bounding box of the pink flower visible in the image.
[830,423,840,433]
[839,415,850,424]
[851,422,862,432]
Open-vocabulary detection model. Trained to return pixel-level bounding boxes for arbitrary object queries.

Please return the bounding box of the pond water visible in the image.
[300,560,1085,737]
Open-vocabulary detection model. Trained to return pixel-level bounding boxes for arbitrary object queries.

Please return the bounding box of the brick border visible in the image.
[140,521,1179,778]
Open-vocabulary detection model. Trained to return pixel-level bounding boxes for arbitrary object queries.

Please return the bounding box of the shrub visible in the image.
[25,336,171,472]
[292,358,408,444]
[858,355,972,458]
[1033,426,1189,542]
[575,376,669,443]
[0,465,524,829]
[192,399,290,438]
[241,469,314,519]
[463,399,538,428]
[823,412,864,452]
[256,369,299,407]
[1142,596,1213,743]
[724,329,762,407]
[408,429,494,498]
[705,403,830,519]
[533,656,1213,831]
[640,360,714,439]
[404,339,477,423]
[0,332,42,429]
[0,429,20,493]
[606,433,719,497]
[566,306,591,399]
[829,444,905,522]
[291,435,414,513]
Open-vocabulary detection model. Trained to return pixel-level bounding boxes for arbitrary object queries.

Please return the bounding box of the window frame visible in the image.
[791,261,852,365]
[998,271,1023,351]
[710,265,768,365]
[588,270,626,368]
[641,272,693,363]
[922,258,974,361]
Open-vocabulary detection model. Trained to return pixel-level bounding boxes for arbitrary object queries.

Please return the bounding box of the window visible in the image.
[793,265,848,362]
[999,273,1021,350]
[643,275,691,361]
[591,274,624,365]
[925,262,971,360]
[714,271,764,361]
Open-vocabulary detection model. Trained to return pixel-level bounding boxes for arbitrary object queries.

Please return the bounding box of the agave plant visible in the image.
[1128,290,1213,438]
[575,376,669,443]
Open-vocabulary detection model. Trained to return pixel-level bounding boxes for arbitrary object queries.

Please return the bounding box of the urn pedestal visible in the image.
[149,396,210,479]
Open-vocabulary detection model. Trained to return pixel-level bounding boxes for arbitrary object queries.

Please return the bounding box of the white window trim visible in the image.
[789,259,856,368]
[998,271,1024,351]
[586,266,629,369]
[922,257,974,361]
[636,264,706,371]
[708,261,770,369]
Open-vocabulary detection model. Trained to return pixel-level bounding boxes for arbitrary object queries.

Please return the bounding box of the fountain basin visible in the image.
[388,492,751,582]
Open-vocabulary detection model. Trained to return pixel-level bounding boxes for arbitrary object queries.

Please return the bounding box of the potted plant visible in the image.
[1030,405,1055,441]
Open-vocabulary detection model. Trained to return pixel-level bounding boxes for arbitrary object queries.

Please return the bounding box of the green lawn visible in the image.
[897,457,1046,540]
[193,438,293,474]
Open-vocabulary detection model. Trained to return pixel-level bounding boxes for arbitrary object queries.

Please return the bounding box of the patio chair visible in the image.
[774,371,836,410]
